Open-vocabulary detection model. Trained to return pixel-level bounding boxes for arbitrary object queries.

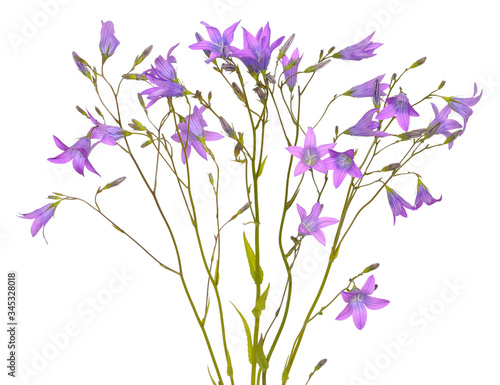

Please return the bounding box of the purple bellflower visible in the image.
[171,106,224,164]
[346,74,389,105]
[19,202,59,243]
[141,44,185,108]
[429,103,462,149]
[297,202,339,246]
[376,92,419,132]
[415,179,442,209]
[281,48,302,89]
[346,109,390,137]
[444,83,482,134]
[48,136,100,176]
[385,186,415,224]
[87,112,123,146]
[336,275,390,330]
[99,21,120,58]
[232,23,285,72]
[286,127,334,176]
[325,149,363,188]
[72,52,90,78]
[189,21,240,63]
[334,32,382,61]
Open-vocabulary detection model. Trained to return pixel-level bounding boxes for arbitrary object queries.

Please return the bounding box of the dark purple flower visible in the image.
[325,149,363,188]
[346,109,390,137]
[385,186,415,224]
[286,127,334,176]
[171,106,224,164]
[189,21,240,63]
[297,202,339,246]
[334,32,382,61]
[429,103,462,149]
[445,83,482,134]
[141,44,186,108]
[72,52,90,77]
[415,179,442,209]
[346,74,389,105]
[99,21,120,58]
[336,275,390,330]
[48,136,100,176]
[19,202,59,243]
[87,111,123,146]
[232,22,284,72]
[281,48,302,89]
[376,93,420,132]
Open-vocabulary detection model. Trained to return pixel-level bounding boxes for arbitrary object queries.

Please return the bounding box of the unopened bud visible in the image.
[208,173,214,186]
[315,359,327,371]
[76,106,88,117]
[284,58,300,71]
[232,82,245,102]
[391,73,397,82]
[135,45,153,66]
[195,33,211,57]
[444,130,461,144]
[219,117,237,139]
[102,176,126,190]
[397,128,426,141]
[438,80,446,90]
[278,34,295,59]
[221,63,236,72]
[362,263,380,273]
[238,202,250,214]
[410,57,426,69]
[254,87,266,102]
[129,119,146,131]
[381,163,400,172]
[234,142,243,158]
[122,73,147,80]
[304,59,331,73]
[95,107,104,119]
[137,93,146,109]
[327,46,335,54]
[266,74,276,84]
[424,121,441,139]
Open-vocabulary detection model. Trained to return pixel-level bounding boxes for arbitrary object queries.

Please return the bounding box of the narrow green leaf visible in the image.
[256,335,269,370]
[257,156,268,177]
[252,284,270,318]
[285,187,300,211]
[207,367,217,385]
[231,303,254,364]
[243,233,263,284]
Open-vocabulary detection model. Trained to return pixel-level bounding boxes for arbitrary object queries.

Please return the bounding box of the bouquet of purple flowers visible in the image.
[21,20,481,385]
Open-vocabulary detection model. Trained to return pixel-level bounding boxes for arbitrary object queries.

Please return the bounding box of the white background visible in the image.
[1,0,499,384]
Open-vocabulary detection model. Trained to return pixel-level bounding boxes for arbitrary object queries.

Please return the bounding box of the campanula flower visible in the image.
[345,109,389,137]
[415,179,442,209]
[72,52,90,78]
[189,21,240,63]
[286,127,334,176]
[99,21,120,59]
[232,23,284,72]
[297,202,339,246]
[444,83,482,134]
[141,44,185,108]
[333,32,382,61]
[336,275,390,330]
[281,48,302,89]
[19,202,59,243]
[325,149,363,188]
[87,112,123,146]
[346,74,389,105]
[171,106,224,164]
[376,92,419,132]
[385,186,415,224]
[428,103,462,149]
[48,136,99,176]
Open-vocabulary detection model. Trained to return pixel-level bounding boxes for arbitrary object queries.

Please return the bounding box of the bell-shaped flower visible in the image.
[415,179,442,209]
[385,186,415,224]
[297,202,339,246]
[19,202,59,243]
[171,106,224,164]
[376,92,419,132]
[281,48,302,89]
[325,149,363,188]
[333,32,382,61]
[336,275,390,330]
[189,21,240,63]
[99,21,120,59]
[286,127,334,176]
[345,109,390,137]
[87,112,123,146]
[48,136,99,176]
[428,103,462,149]
[444,83,482,134]
[346,74,389,105]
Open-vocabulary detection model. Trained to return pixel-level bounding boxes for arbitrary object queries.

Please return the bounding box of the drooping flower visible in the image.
[345,109,390,137]
[171,106,224,164]
[281,48,302,89]
[141,44,186,108]
[333,32,382,61]
[99,21,120,58]
[346,74,389,105]
[297,202,339,246]
[72,52,90,78]
[335,275,390,330]
[444,83,482,134]
[189,21,240,63]
[48,136,100,176]
[286,127,335,176]
[19,202,59,243]
[232,22,285,72]
[325,149,363,188]
[415,179,442,209]
[87,111,123,146]
[428,103,462,149]
[376,92,420,132]
[385,186,415,224]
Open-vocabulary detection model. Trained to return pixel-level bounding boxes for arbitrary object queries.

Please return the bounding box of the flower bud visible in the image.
[137,93,146,109]
[381,163,400,172]
[238,202,250,214]
[195,32,211,57]
[234,142,243,158]
[391,73,397,82]
[410,57,426,69]
[362,263,380,273]
[438,80,446,90]
[122,73,147,80]
[208,173,214,186]
[102,176,126,190]
[444,130,461,144]
[232,82,245,102]
[397,128,426,140]
[221,63,236,72]
[219,117,237,139]
[266,74,276,84]
[424,121,441,139]
[278,34,295,59]
[254,87,266,102]
[315,359,327,371]
[76,105,88,117]
[134,45,153,66]
[304,59,331,73]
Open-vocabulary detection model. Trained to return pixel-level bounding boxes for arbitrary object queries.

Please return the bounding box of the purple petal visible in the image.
[294,161,310,176]
[296,204,307,220]
[352,301,367,330]
[364,296,390,310]
[335,303,353,321]
[360,275,375,295]
[286,146,304,159]
[332,168,348,189]
[311,229,326,246]
[304,127,316,149]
